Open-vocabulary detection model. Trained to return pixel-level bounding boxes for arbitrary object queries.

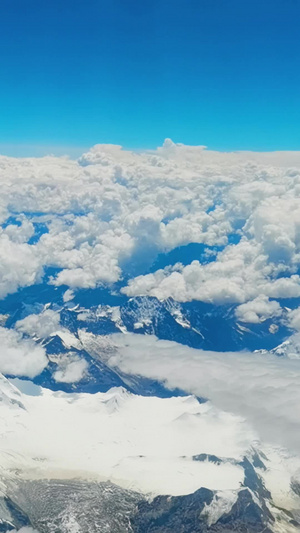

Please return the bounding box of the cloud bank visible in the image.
[1,140,300,312]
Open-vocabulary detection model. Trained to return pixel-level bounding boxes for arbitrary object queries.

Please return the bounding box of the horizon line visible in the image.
[2,139,300,160]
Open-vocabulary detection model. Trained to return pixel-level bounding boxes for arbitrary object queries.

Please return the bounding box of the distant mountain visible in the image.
[0,279,295,396]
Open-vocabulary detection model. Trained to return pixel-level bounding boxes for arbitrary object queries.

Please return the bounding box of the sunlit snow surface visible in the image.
[2,377,246,496]
[0,374,300,532]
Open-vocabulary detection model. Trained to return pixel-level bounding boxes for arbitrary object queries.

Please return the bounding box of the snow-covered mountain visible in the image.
[0,375,299,532]
[0,282,296,396]
[1,284,300,531]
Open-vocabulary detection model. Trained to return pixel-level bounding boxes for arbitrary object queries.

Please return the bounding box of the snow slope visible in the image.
[1,376,246,496]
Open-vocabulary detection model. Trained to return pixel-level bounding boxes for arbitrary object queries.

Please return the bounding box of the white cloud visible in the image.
[122,240,268,304]
[287,307,300,331]
[63,288,75,302]
[122,238,300,304]
[107,333,300,454]
[3,217,34,244]
[1,142,300,303]
[235,295,282,324]
[0,234,43,299]
[53,355,88,383]
[15,309,61,339]
[0,327,47,378]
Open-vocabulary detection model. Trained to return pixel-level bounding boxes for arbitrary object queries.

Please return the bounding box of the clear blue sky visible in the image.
[1,0,300,155]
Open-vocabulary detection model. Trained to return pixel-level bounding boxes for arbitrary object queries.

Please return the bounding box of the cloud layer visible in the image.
[108,333,300,454]
[0,141,299,310]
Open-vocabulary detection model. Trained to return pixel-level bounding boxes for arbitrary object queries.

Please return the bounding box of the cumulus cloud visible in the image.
[3,217,34,244]
[0,327,47,378]
[287,307,300,331]
[121,246,258,303]
[1,141,300,305]
[107,333,300,453]
[235,295,282,324]
[122,238,300,304]
[0,233,43,299]
[15,309,61,339]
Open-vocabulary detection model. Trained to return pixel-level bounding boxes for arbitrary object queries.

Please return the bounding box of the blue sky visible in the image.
[0,0,300,155]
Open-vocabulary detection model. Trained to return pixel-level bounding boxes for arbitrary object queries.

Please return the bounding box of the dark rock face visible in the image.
[1,468,299,532]
[131,487,213,533]
[239,457,271,500]
[216,489,273,532]
[130,488,273,533]
[0,495,32,531]
[33,339,128,394]
[192,453,223,464]
[291,480,300,498]
[5,479,141,533]
[0,281,292,359]
[0,519,15,532]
